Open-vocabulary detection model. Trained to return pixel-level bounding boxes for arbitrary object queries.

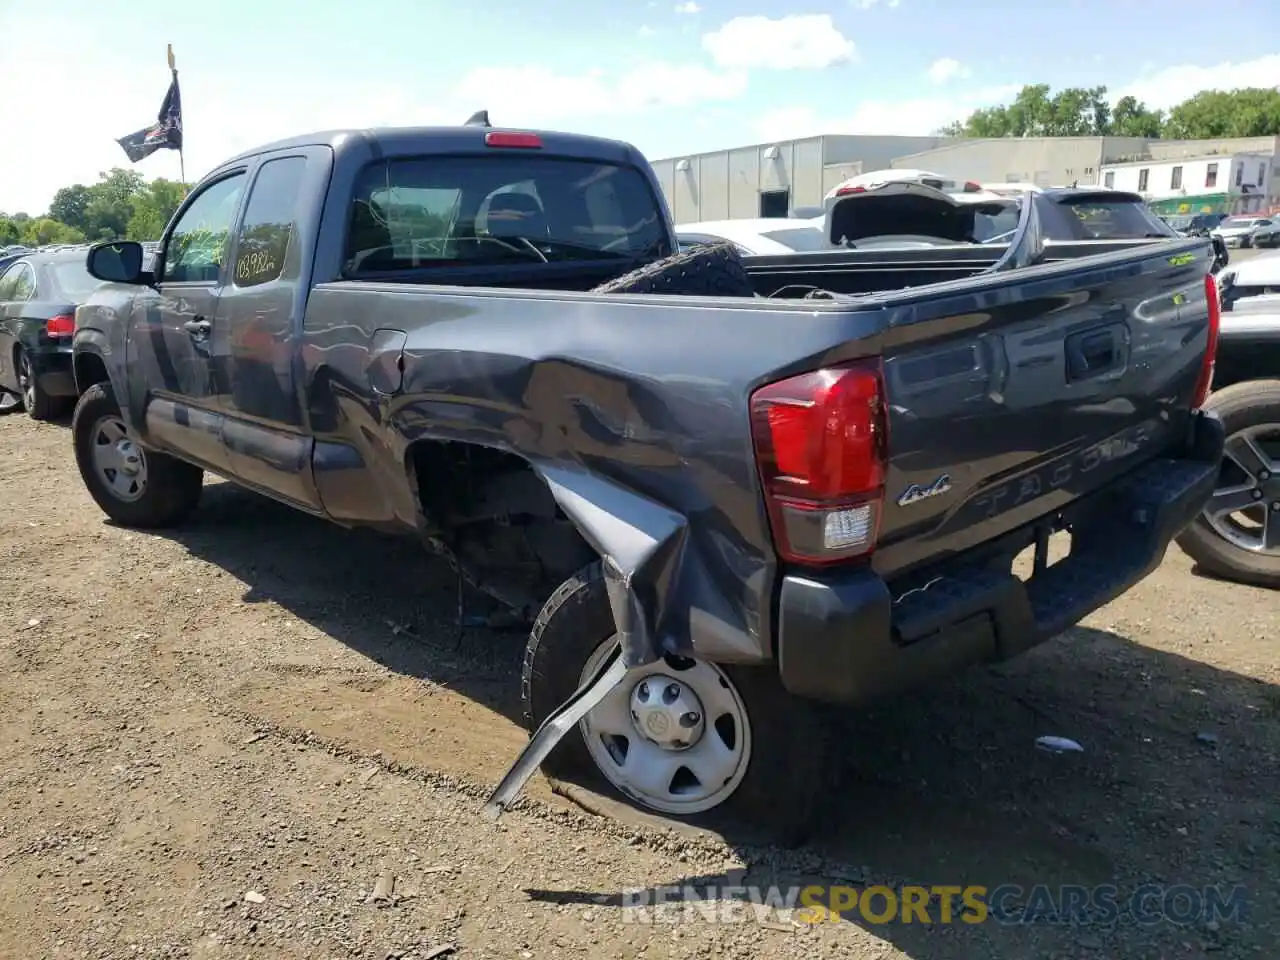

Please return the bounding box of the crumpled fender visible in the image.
[481,465,695,819]
[534,464,689,669]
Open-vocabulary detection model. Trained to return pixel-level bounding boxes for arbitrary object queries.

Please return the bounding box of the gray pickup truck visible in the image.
[71,120,1225,842]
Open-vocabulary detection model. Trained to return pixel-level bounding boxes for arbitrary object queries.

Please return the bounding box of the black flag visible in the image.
[117,71,183,163]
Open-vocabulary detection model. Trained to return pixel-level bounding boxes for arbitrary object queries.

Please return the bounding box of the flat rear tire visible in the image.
[521,562,832,845]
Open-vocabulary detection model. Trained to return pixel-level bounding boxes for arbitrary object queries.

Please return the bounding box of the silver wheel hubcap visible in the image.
[90,416,148,502]
[1203,423,1280,555]
[578,639,751,816]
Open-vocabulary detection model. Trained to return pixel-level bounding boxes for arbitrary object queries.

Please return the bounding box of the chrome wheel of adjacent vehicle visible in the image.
[1202,423,1280,556]
[576,638,753,815]
[0,390,20,413]
[89,415,149,502]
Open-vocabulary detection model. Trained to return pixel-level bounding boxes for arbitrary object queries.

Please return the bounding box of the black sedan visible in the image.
[0,249,100,419]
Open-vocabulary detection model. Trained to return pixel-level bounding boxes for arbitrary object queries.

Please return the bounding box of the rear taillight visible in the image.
[834,185,867,196]
[1192,272,1220,409]
[485,131,543,149]
[962,181,982,192]
[45,314,75,337]
[749,359,888,565]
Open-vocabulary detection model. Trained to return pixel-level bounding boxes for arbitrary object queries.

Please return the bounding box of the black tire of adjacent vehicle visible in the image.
[591,241,757,298]
[1175,379,1280,589]
[521,561,833,846]
[72,382,205,529]
[17,348,65,421]
[0,390,22,414]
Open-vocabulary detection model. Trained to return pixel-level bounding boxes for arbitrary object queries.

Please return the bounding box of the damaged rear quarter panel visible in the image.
[301,282,887,668]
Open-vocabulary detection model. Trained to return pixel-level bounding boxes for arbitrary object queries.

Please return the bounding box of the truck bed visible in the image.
[742,239,1183,298]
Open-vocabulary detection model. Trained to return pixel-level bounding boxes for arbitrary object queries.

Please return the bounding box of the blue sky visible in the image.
[2,0,1277,214]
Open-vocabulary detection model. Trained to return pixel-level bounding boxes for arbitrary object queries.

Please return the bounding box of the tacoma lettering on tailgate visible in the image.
[967,419,1163,522]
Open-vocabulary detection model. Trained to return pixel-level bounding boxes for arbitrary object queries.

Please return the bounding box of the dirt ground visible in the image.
[1,409,1277,960]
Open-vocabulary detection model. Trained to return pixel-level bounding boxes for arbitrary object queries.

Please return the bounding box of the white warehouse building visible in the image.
[649,134,951,223]
[1100,151,1276,217]
[652,133,1280,223]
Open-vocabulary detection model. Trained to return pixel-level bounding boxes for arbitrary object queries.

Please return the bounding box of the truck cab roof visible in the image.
[217,125,651,170]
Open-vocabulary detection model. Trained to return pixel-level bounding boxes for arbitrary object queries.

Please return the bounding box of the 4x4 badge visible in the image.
[897,474,952,507]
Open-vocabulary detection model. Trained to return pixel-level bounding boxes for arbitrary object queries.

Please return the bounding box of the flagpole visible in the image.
[167,44,186,189]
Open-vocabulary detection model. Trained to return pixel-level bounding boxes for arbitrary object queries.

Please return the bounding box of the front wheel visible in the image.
[72,382,205,528]
[522,562,832,844]
[1175,380,1280,588]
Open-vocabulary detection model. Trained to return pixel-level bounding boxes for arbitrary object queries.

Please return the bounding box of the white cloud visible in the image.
[1114,53,1280,109]
[638,25,657,38]
[926,58,970,84]
[455,62,747,120]
[674,1,701,13]
[702,15,855,71]
[0,14,746,215]
[754,50,1280,143]
[755,85,1022,140]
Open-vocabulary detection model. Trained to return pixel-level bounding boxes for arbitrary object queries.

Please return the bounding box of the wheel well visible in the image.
[74,351,110,394]
[407,440,596,617]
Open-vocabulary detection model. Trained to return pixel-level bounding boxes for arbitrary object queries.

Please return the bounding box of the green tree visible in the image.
[127,179,186,240]
[79,168,148,240]
[19,218,85,247]
[1110,96,1165,137]
[1162,88,1280,139]
[48,184,94,234]
[939,83,1280,140]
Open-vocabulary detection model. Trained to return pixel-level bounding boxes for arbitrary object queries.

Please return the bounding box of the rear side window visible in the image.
[344,156,670,274]
[234,156,306,288]
[7,264,35,300]
[0,262,30,300]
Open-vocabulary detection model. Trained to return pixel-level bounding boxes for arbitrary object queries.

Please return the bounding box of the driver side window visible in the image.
[161,173,247,284]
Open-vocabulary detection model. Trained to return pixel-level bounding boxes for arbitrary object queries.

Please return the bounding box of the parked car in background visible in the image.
[1166,213,1227,237]
[1175,254,1280,587]
[825,168,984,201]
[0,249,101,419]
[676,217,827,255]
[1212,215,1280,249]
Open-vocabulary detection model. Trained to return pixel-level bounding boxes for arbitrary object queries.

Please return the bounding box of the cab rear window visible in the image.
[1050,199,1175,240]
[344,156,671,274]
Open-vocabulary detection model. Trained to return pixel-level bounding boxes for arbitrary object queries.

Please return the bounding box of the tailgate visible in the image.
[870,240,1216,578]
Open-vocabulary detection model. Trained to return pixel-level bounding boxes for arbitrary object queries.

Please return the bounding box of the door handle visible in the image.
[183,318,211,336]
[1065,322,1128,382]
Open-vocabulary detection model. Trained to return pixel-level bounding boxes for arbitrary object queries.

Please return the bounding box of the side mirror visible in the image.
[86,240,149,284]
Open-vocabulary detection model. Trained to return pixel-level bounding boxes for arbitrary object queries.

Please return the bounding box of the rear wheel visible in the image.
[16,348,66,421]
[72,382,205,528]
[522,562,831,844]
[1176,380,1280,588]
